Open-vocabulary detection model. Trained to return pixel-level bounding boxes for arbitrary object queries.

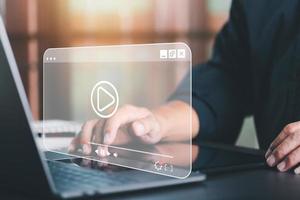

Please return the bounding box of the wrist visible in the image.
[152,105,173,141]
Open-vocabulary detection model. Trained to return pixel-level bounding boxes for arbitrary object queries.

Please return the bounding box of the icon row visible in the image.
[160,49,186,59]
[154,161,173,173]
[46,57,56,61]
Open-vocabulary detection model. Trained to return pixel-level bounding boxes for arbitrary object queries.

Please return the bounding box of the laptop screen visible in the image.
[0,17,54,193]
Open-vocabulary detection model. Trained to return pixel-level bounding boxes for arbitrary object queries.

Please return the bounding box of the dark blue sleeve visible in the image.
[171,0,253,144]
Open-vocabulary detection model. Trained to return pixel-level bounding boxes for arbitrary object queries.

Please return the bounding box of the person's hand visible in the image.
[68,104,163,157]
[265,121,300,174]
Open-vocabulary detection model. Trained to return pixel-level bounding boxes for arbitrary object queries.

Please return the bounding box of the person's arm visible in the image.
[68,101,198,157]
[69,0,252,156]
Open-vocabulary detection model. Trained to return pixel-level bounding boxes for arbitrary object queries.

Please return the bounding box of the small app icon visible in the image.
[177,49,186,58]
[160,49,168,59]
[164,163,173,172]
[91,81,119,118]
[154,161,163,171]
[168,49,177,59]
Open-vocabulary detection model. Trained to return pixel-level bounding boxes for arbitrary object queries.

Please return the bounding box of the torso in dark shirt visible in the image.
[174,0,300,149]
[244,0,300,148]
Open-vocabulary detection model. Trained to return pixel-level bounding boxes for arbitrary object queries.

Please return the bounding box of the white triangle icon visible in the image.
[97,87,116,112]
[91,81,119,118]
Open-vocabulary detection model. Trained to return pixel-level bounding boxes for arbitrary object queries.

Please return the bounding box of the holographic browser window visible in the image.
[43,43,192,179]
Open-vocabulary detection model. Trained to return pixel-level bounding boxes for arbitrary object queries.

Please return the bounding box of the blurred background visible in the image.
[0,0,258,148]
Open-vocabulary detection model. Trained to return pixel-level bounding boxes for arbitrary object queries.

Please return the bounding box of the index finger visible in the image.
[77,119,98,155]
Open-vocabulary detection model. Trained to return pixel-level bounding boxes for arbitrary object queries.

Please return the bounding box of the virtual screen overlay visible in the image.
[43,43,192,179]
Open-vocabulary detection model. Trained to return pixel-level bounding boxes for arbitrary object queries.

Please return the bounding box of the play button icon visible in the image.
[90,81,119,118]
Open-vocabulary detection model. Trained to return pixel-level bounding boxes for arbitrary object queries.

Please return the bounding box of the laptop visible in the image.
[0,17,206,199]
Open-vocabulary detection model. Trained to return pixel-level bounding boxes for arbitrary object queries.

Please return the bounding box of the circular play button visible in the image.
[90,81,119,118]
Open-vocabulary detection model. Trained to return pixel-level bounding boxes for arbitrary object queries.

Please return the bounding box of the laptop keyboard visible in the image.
[48,160,137,196]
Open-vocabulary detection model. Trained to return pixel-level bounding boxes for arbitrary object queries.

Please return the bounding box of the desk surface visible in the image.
[1,168,300,200]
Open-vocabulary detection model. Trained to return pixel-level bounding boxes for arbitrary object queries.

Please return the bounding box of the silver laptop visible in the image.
[0,17,205,199]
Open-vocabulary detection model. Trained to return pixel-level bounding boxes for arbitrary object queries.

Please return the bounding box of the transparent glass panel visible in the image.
[43,43,192,179]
